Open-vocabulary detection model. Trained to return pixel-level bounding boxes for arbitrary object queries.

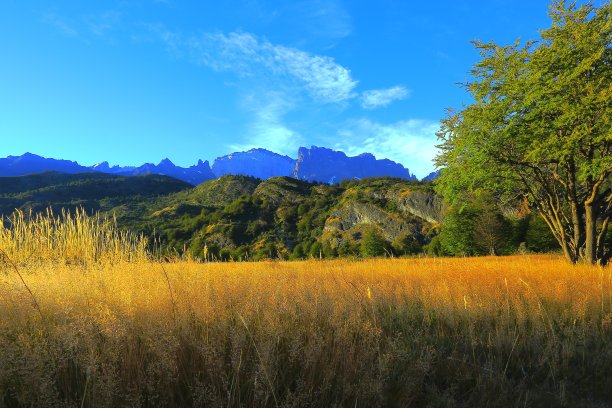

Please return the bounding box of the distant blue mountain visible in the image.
[117,158,216,185]
[212,148,294,179]
[292,146,416,183]
[422,171,440,182]
[0,147,428,185]
[0,153,90,176]
[90,161,136,174]
[0,153,215,185]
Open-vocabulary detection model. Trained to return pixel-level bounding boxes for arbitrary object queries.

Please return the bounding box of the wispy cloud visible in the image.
[229,91,303,156]
[43,10,122,38]
[168,31,358,104]
[42,13,78,36]
[85,11,122,37]
[308,0,352,40]
[360,86,410,109]
[285,0,353,43]
[333,118,440,178]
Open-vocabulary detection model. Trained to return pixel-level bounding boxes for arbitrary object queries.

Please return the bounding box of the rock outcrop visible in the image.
[324,202,417,242]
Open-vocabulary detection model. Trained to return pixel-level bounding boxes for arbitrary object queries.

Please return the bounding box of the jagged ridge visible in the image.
[0,146,432,185]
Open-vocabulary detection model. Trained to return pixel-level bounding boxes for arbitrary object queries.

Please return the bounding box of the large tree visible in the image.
[435,1,611,264]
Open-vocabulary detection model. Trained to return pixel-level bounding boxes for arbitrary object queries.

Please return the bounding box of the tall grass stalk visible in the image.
[0,208,149,264]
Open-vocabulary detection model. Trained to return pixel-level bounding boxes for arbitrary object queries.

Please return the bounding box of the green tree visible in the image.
[360,229,389,257]
[290,243,305,260]
[439,193,513,256]
[472,195,512,255]
[436,1,611,264]
[439,205,480,256]
[308,241,323,259]
[425,236,442,256]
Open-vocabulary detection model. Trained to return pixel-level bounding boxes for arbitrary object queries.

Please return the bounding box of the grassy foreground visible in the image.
[0,213,610,407]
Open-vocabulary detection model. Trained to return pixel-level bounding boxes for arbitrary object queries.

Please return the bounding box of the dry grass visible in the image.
[0,209,149,265]
[0,212,610,407]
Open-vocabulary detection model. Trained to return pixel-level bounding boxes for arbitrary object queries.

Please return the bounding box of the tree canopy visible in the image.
[435,1,611,264]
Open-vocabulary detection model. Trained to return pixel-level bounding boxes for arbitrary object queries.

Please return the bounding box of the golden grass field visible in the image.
[0,212,610,407]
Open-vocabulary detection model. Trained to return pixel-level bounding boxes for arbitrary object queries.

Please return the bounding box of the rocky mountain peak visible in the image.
[292,146,415,183]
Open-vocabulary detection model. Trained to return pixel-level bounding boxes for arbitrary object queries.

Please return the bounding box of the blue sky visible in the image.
[0,0,589,178]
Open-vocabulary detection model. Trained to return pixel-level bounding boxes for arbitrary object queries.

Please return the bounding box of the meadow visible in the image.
[0,212,610,407]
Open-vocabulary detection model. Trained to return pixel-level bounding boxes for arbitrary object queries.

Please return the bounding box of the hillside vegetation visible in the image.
[0,172,559,261]
[0,211,609,407]
[0,172,191,216]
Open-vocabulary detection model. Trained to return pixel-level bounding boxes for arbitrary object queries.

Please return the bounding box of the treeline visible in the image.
[430,193,559,257]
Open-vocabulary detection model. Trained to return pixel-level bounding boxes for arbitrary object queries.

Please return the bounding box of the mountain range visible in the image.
[0,146,434,185]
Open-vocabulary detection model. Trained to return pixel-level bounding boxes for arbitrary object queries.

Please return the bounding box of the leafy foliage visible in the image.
[436,1,611,264]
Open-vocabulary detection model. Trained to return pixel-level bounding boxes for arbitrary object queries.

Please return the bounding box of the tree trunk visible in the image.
[539,211,576,264]
[561,240,575,264]
[584,203,596,264]
[596,215,609,265]
[568,161,584,256]
[570,200,583,256]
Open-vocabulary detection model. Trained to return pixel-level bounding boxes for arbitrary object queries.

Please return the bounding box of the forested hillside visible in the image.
[0,172,560,260]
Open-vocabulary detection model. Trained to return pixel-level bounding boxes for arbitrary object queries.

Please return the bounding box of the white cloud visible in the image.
[184,32,358,104]
[360,86,410,109]
[333,118,440,178]
[229,92,303,156]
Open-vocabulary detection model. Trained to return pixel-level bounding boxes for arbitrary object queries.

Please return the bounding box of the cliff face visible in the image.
[386,189,443,224]
[321,185,442,251]
[212,149,295,180]
[324,202,417,242]
[292,146,415,183]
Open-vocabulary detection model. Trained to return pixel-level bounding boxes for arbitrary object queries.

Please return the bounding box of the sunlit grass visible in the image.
[0,211,610,407]
[0,208,149,265]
